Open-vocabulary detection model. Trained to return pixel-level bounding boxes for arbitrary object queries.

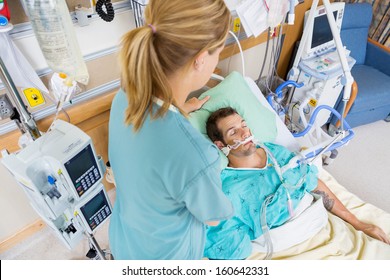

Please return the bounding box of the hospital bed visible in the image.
[189,71,390,259]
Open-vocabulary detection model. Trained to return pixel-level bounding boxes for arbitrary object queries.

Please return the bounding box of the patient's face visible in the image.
[216,113,257,156]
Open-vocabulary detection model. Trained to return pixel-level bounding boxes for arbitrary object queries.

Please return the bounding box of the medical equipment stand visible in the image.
[288,0,354,131]
[0,57,112,260]
[0,56,41,141]
[86,232,109,260]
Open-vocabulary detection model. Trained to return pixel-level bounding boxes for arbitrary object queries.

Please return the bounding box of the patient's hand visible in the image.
[182,96,210,113]
[357,222,390,245]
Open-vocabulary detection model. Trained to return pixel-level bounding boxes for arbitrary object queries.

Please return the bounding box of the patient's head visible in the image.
[206,107,256,157]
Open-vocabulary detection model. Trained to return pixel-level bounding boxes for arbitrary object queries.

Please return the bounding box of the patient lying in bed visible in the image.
[203,107,390,260]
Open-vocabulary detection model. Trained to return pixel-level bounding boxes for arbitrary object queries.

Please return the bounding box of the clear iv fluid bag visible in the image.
[23,0,89,85]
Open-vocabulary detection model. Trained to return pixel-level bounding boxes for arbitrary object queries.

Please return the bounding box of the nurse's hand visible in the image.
[206,220,220,226]
[182,96,210,113]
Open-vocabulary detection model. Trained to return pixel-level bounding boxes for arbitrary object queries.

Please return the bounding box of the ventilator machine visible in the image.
[286,1,355,134]
[273,1,355,163]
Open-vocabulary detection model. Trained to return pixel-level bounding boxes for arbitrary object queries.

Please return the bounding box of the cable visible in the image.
[270,23,284,90]
[95,0,115,22]
[257,27,271,86]
[228,30,246,77]
[256,12,286,97]
[273,24,284,77]
[227,22,242,74]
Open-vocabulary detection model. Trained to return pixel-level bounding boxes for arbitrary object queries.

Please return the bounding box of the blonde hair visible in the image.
[119,0,232,131]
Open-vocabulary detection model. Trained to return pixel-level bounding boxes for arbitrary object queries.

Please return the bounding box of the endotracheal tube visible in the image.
[221,135,256,156]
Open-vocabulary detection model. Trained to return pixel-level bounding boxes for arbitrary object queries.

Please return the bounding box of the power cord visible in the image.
[95,0,115,22]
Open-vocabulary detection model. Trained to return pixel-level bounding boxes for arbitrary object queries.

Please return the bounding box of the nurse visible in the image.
[108,0,234,259]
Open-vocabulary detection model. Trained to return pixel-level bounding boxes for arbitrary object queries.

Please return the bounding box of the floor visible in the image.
[323,119,390,213]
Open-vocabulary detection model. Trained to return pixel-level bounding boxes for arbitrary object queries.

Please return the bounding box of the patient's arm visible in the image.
[312,179,390,245]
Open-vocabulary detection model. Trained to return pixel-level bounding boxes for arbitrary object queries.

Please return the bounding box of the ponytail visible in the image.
[120,26,171,131]
[120,0,231,132]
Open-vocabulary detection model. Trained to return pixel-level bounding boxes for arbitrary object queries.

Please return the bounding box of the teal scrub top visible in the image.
[108,90,233,259]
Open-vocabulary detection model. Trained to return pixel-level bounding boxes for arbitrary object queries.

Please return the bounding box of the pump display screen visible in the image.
[80,189,111,232]
[64,145,101,197]
[311,11,337,49]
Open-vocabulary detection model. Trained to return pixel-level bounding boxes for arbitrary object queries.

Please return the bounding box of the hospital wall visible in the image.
[0,8,274,249]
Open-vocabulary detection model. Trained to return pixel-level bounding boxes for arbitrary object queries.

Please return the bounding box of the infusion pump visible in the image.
[1,120,112,250]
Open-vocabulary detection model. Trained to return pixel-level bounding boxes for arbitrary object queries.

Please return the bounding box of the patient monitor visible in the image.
[1,120,112,253]
[301,3,344,60]
[287,2,355,133]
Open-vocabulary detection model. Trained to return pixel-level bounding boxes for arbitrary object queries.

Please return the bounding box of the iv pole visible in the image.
[1,2,110,260]
[288,0,354,130]
[0,56,41,140]
[1,55,110,260]
[1,56,111,260]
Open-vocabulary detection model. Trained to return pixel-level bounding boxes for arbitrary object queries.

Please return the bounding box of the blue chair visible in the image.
[333,3,390,127]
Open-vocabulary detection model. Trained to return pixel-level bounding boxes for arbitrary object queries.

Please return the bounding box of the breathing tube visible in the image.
[257,142,308,260]
[259,194,274,260]
[95,0,115,22]
[260,143,309,219]
[292,105,355,160]
[267,80,304,114]
[256,141,313,259]
[221,135,255,156]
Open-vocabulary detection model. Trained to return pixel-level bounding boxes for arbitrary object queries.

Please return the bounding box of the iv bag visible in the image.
[22,0,89,85]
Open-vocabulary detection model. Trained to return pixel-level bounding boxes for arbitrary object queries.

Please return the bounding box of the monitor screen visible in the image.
[300,2,344,60]
[80,189,111,232]
[311,11,338,49]
[64,144,101,197]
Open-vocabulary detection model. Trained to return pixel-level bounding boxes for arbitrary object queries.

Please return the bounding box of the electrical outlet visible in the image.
[22,88,45,107]
[0,94,14,120]
[1,107,11,115]
[232,17,241,33]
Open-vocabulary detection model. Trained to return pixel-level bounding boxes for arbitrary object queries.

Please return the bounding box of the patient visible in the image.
[204,107,390,260]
